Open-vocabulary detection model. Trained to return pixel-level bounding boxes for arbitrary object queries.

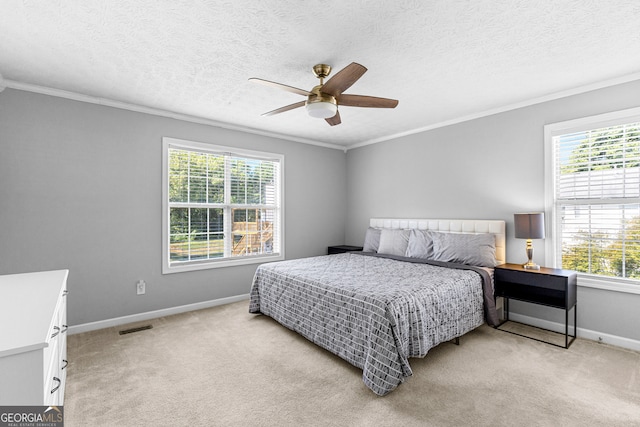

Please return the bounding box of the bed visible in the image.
[249,218,506,395]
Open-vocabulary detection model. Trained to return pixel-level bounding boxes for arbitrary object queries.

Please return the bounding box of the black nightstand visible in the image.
[328,245,363,255]
[494,263,577,349]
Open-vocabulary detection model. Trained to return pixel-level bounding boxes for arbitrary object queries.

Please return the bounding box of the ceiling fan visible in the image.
[249,62,398,126]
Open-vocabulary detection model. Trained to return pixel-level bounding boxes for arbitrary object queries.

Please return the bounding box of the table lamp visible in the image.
[514,213,545,270]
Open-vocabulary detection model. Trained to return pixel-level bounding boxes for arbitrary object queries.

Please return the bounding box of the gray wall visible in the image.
[0,89,347,326]
[346,79,640,342]
[3,79,640,342]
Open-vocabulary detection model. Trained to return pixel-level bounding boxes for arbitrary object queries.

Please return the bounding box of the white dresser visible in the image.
[0,270,68,405]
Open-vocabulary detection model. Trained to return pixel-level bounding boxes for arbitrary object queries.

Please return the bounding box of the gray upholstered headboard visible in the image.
[369,218,506,265]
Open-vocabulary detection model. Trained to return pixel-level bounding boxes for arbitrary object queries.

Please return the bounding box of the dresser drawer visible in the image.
[0,270,69,405]
[44,336,61,405]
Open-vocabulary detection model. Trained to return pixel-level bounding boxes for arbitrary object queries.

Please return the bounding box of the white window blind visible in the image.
[552,118,640,281]
[162,138,284,273]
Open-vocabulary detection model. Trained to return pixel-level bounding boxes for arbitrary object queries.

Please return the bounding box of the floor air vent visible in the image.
[119,325,153,335]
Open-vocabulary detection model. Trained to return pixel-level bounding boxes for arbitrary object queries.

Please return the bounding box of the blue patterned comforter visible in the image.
[249,252,498,395]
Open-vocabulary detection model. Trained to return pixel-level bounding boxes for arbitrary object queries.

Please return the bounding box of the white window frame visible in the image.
[544,106,640,295]
[162,137,285,274]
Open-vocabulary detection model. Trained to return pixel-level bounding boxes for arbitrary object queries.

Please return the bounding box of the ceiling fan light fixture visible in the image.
[306,101,337,118]
[306,89,337,119]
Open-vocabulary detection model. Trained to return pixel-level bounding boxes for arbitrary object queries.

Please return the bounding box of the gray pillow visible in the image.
[431,232,497,267]
[406,229,437,259]
[377,229,410,256]
[362,227,381,252]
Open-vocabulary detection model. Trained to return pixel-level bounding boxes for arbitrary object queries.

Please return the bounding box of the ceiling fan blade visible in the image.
[261,101,306,116]
[320,62,367,97]
[337,94,398,109]
[325,111,341,126]
[249,78,311,96]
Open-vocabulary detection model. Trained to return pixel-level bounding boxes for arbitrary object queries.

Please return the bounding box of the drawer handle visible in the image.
[63,289,69,297]
[51,377,61,394]
[61,324,68,334]
[51,326,60,338]
[61,359,68,370]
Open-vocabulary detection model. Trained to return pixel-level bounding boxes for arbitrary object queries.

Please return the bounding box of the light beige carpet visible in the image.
[65,300,640,427]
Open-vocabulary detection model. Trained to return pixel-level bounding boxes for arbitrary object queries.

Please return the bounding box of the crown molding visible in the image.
[347,71,640,151]
[2,79,346,151]
[4,71,640,153]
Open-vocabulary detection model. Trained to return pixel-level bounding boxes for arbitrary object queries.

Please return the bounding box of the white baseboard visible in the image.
[68,294,250,335]
[508,312,640,352]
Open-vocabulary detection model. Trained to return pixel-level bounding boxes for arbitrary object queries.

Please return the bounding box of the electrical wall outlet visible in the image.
[136,280,146,295]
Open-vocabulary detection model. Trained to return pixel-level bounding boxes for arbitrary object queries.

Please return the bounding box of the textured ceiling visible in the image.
[1,1,639,149]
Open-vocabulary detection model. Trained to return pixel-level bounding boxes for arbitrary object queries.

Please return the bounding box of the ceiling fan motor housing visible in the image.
[305,85,337,118]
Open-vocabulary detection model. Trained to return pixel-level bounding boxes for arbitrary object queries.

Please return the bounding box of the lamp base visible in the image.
[523,239,540,270]
[523,262,540,270]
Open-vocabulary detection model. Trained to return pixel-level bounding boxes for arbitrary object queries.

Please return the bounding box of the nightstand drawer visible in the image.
[495,268,567,291]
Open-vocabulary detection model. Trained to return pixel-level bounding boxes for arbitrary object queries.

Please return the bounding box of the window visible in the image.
[545,107,640,291]
[162,137,284,273]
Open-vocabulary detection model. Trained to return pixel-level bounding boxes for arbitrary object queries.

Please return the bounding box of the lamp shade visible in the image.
[514,213,545,239]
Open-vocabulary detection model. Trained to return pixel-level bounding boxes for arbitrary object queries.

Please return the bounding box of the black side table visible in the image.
[494,263,577,349]
[328,245,363,255]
